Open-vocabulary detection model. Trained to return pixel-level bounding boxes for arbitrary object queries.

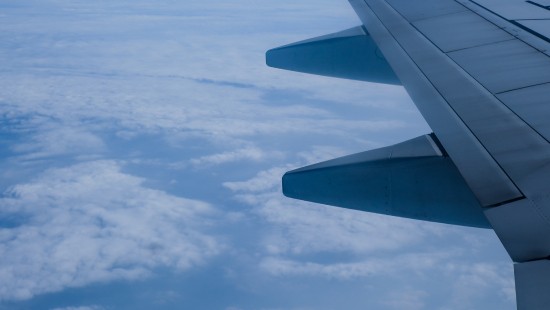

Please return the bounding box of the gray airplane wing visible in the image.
[267,0,550,308]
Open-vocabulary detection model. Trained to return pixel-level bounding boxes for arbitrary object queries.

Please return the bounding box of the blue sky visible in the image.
[0,1,515,309]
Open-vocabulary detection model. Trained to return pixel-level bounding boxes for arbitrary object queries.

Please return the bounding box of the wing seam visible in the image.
[357,0,525,204]
[467,0,550,45]
[402,22,550,145]
[380,0,550,156]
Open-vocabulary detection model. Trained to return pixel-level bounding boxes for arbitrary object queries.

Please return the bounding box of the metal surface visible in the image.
[473,0,550,20]
[497,83,550,143]
[357,0,550,212]
[515,260,550,309]
[517,20,550,41]
[351,0,525,206]
[530,0,550,6]
[413,11,513,53]
[485,199,550,262]
[348,1,550,306]
[284,135,490,228]
[266,26,401,85]
[459,0,550,59]
[448,40,550,94]
[385,0,466,21]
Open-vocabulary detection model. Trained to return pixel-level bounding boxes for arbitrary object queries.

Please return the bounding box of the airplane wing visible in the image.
[266,0,550,308]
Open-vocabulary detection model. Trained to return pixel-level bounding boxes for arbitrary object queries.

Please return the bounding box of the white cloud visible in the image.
[0,3,413,304]
[0,0,508,308]
[191,146,282,166]
[0,160,221,301]
[51,306,104,310]
[0,0,417,151]
[445,262,515,309]
[11,125,105,160]
[0,74,408,148]
[381,289,428,310]
[295,145,350,165]
[258,196,432,255]
[223,166,289,193]
[259,251,452,279]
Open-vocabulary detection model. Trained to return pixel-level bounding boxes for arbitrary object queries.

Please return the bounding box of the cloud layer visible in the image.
[0,160,220,300]
[0,0,516,309]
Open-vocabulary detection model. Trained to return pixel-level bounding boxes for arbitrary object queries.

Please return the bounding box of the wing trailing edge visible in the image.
[266,26,401,85]
[283,134,490,228]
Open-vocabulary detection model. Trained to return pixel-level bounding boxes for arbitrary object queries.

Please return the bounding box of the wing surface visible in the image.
[266,1,550,307]
[347,0,550,307]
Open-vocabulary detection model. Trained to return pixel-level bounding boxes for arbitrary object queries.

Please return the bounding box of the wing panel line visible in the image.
[359,0,550,203]
[466,0,550,47]
[349,0,523,206]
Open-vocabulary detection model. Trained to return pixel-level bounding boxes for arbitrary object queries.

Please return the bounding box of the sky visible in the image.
[0,0,516,309]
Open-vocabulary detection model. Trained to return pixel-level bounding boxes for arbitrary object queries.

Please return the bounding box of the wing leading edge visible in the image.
[267,0,550,308]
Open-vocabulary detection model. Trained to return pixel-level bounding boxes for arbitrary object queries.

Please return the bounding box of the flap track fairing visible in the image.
[266,26,401,85]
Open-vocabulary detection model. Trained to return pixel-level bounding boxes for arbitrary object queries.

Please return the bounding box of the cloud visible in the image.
[0,0,508,308]
[190,146,282,167]
[295,145,350,165]
[11,125,105,160]
[0,160,221,301]
[259,251,452,279]
[223,166,289,193]
[445,262,515,309]
[0,0,417,153]
[0,73,409,152]
[0,2,414,304]
[381,289,428,310]
[260,197,433,255]
[51,306,104,310]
